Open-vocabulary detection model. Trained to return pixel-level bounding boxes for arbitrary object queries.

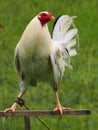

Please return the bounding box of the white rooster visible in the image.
[4,11,78,115]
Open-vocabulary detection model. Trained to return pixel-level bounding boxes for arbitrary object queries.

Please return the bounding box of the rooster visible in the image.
[4,11,78,115]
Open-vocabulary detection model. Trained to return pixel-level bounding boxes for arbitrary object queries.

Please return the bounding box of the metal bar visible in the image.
[0,109,91,117]
[24,116,30,130]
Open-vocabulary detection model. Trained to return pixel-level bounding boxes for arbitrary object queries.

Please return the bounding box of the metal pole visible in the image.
[24,116,30,130]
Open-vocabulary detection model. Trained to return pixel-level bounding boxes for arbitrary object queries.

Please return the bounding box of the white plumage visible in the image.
[4,11,78,115]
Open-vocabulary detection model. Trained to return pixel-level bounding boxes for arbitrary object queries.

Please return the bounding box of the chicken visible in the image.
[4,11,78,115]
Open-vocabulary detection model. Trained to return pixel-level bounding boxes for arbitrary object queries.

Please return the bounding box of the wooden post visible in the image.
[24,116,30,130]
[0,109,91,130]
[0,109,91,117]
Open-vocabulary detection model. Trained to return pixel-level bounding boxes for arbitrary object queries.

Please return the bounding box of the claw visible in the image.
[4,107,15,114]
[53,106,70,117]
[4,108,15,118]
[4,103,18,118]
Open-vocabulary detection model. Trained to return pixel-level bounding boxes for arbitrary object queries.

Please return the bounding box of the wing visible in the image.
[14,48,21,80]
[50,48,70,87]
[50,15,78,86]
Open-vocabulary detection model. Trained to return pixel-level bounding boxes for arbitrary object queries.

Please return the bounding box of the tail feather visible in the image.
[66,38,77,50]
[60,16,73,38]
[64,28,78,43]
[51,14,78,70]
[69,49,77,56]
[52,15,73,41]
[52,15,78,55]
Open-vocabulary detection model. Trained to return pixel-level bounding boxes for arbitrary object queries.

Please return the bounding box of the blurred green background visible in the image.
[0,0,98,129]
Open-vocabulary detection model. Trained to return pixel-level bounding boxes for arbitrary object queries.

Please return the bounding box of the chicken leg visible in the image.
[4,90,25,114]
[53,90,70,115]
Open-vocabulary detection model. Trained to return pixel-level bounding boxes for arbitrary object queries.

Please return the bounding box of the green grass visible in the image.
[0,0,98,129]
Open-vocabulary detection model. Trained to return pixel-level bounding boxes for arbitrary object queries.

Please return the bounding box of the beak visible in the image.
[50,15,55,20]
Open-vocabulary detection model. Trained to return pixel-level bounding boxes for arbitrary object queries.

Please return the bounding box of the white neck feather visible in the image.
[18,16,52,57]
